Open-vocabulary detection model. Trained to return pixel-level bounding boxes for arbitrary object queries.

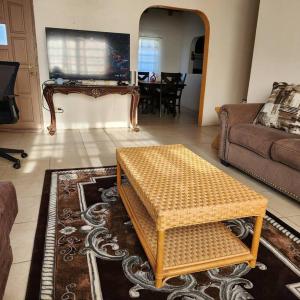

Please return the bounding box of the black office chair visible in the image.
[0,61,27,169]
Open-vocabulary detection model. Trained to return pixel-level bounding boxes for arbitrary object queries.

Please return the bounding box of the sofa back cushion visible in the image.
[271,139,300,171]
[254,82,300,135]
[229,123,297,159]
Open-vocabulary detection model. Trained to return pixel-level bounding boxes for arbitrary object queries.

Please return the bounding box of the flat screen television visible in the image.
[46,28,130,81]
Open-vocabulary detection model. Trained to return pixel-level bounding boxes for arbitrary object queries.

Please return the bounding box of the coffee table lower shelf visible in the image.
[118,183,255,288]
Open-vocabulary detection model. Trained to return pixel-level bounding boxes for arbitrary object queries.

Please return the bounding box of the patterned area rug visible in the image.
[26,167,300,300]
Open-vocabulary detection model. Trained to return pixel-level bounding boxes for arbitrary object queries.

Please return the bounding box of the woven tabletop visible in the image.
[117,144,267,230]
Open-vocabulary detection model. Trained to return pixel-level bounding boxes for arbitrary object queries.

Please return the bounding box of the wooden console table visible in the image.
[43,84,140,135]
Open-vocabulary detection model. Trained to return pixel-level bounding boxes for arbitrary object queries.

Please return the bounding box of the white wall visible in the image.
[180,13,205,74]
[181,74,202,112]
[248,0,300,102]
[139,9,185,73]
[33,0,259,127]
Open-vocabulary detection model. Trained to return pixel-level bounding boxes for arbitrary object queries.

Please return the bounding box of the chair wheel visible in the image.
[21,152,28,158]
[13,161,21,169]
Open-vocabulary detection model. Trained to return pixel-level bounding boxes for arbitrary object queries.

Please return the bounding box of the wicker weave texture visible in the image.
[122,183,250,269]
[117,144,267,230]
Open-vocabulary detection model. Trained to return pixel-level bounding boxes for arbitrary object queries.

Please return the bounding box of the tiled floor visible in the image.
[1,111,299,299]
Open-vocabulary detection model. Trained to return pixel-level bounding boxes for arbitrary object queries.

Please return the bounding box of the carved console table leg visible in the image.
[43,86,57,135]
[130,91,140,132]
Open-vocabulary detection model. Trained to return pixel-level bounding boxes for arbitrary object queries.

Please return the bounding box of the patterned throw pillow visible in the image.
[254,82,300,135]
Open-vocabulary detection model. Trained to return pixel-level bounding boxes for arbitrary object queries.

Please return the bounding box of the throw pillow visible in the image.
[254,82,300,135]
[277,84,300,134]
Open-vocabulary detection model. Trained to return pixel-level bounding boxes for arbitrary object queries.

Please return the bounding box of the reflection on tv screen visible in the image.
[46,28,130,81]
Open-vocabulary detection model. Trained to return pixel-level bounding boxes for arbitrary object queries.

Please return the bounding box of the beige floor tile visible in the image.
[52,143,87,158]
[105,128,153,142]
[3,158,50,178]
[134,139,163,146]
[0,170,45,198]
[285,215,300,227]
[80,128,111,142]
[198,125,220,137]
[13,178,45,199]
[10,221,37,263]
[84,140,116,156]
[266,207,283,218]
[1,158,50,199]
[0,165,7,177]
[50,154,92,169]
[261,191,300,217]
[280,217,300,233]
[112,140,141,148]
[3,261,30,300]
[0,132,23,148]
[22,144,54,160]
[19,130,83,148]
[85,153,117,167]
[15,195,41,223]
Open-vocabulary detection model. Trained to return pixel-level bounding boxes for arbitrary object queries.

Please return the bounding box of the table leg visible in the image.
[159,88,162,118]
[130,91,140,132]
[43,87,56,135]
[249,215,264,268]
[156,230,165,288]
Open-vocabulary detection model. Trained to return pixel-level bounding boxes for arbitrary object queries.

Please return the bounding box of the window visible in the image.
[138,37,161,73]
[47,36,108,76]
[0,24,8,45]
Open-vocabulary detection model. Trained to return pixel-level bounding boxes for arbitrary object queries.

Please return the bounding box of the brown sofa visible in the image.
[219,103,300,202]
[0,182,18,299]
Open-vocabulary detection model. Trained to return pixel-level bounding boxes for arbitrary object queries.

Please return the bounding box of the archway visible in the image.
[137,5,210,126]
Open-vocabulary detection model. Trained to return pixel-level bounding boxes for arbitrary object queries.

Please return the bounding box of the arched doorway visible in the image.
[137,6,209,126]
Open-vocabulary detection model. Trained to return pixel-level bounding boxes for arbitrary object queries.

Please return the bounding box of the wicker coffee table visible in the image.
[116,144,267,288]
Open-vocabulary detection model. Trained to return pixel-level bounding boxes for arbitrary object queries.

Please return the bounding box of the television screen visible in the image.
[46,28,130,81]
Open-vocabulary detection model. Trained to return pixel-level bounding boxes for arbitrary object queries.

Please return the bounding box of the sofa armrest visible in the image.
[220,103,263,125]
[0,181,18,234]
[218,103,263,161]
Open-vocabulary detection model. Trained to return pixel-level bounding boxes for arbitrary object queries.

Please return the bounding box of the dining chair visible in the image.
[176,73,187,114]
[138,72,155,114]
[138,72,150,81]
[160,72,183,117]
[161,72,181,84]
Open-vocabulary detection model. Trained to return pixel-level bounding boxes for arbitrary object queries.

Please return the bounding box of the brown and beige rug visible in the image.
[26,167,300,300]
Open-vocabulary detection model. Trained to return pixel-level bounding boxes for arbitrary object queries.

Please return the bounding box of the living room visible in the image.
[0,0,299,299]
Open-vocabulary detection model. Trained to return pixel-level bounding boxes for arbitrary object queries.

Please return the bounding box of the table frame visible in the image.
[43,84,140,135]
[117,161,265,288]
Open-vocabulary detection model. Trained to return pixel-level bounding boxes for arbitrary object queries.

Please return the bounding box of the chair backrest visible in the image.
[138,72,149,81]
[161,72,181,84]
[0,61,20,124]
[181,73,187,84]
[0,61,19,100]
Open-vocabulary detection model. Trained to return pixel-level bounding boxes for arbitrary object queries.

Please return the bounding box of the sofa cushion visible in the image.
[229,124,297,158]
[254,82,300,135]
[271,139,300,171]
